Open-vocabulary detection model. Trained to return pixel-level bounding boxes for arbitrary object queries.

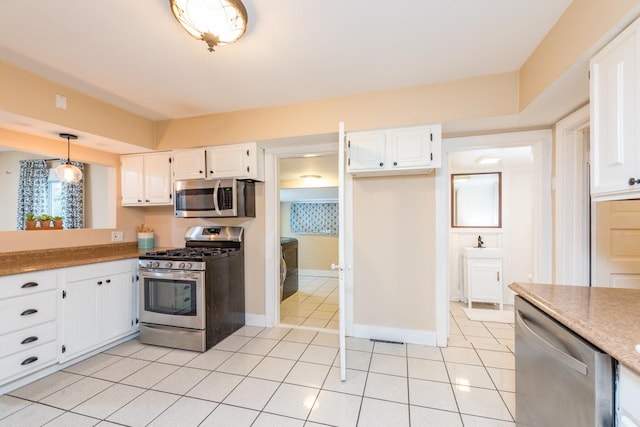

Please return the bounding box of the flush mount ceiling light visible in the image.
[170,0,248,52]
[475,155,502,165]
[56,133,83,183]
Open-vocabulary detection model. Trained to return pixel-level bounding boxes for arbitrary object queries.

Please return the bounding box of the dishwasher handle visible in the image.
[516,309,588,376]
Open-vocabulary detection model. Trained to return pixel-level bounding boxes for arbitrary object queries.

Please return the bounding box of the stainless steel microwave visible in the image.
[174,178,256,218]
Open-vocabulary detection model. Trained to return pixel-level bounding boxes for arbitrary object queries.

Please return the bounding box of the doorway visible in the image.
[437,130,553,326]
[278,154,340,330]
[262,139,341,330]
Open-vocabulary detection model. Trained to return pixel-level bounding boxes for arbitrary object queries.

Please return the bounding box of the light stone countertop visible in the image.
[509,282,640,375]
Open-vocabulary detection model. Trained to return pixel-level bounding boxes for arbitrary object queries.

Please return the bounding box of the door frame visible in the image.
[554,104,591,285]
[437,130,553,322]
[264,141,353,331]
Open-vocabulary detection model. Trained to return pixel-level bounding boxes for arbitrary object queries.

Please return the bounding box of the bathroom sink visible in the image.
[462,247,503,258]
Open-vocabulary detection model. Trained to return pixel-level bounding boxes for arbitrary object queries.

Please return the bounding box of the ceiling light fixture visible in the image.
[169,0,248,52]
[56,133,83,183]
[475,155,502,165]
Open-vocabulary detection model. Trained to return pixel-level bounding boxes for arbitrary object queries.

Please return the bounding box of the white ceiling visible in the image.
[0,0,574,131]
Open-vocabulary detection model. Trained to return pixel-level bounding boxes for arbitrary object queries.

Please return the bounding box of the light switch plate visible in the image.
[111,231,124,242]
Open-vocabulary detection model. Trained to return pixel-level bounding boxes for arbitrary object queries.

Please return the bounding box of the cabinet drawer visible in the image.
[65,259,133,282]
[0,322,57,358]
[0,270,57,300]
[0,341,57,385]
[0,291,57,335]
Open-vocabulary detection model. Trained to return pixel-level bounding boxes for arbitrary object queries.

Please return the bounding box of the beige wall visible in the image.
[155,72,519,148]
[0,63,155,149]
[280,202,339,271]
[352,175,436,331]
[520,0,640,109]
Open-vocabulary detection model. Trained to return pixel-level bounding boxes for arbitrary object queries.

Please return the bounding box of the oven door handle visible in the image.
[213,179,221,216]
[139,269,203,281]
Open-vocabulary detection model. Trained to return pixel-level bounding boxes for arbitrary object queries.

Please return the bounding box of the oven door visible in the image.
[139,268,205,330]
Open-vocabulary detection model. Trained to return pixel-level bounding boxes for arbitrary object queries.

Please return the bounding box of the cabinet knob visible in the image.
[379,162,384,167]
[209,170,214,174]
[137,199,142,203]
[393,162,398,166]
[629,177,640,186]
[199,170,204,174]
[97,281,103,285]
[145,200,150,203]
[106,279,111,284]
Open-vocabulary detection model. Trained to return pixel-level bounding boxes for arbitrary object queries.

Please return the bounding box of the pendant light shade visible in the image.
[56,133,83,183]
[170,0,248,52]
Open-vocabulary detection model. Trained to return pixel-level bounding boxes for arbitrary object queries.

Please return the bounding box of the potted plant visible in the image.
[37,214,53,228]
[52,216,63,229]
[25,213,37,230]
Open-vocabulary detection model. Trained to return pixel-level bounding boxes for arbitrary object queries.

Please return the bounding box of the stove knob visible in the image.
[153,262,160,268]
[165,262,173,268]
[185,263,193,269]
[147,261,153,268]
[179,263,186,269]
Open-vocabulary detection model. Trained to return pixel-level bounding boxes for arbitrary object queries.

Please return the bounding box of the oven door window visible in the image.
[145,278,197,316]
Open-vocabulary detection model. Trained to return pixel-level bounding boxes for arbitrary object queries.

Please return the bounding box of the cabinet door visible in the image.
[206,144,251,179]
[64,279,102,357]
[347,131,386,172]
[121,155,144,205]
[172,148,207,180]
[468,259,502,302]
[144,152,172,204]
[389,127,433,169]
[102,272,134,341]
[591,21,640,198]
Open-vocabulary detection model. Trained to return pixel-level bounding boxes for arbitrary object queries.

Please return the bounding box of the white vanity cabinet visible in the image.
[121,152,172,206]
[61,260,137,361]
[0,270,59,386]
[347,124,441,176]
[619,364,640,426]
[172,142,263,181]
[462,247,503,309]
[590,17,640,201]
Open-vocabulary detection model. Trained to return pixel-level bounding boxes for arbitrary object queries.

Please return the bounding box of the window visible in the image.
[290,201,338,235]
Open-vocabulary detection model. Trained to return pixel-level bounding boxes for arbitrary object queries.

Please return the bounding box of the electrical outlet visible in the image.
[111,231,124,242]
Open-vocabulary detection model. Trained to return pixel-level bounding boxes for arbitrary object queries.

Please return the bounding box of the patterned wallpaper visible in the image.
[290,202,338,235]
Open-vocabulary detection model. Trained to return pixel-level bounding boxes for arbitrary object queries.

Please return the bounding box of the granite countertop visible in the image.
[509,282,640,375]
[0,242,141,276]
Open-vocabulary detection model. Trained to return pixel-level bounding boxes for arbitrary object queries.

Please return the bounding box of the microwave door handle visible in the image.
[213,180,221,215]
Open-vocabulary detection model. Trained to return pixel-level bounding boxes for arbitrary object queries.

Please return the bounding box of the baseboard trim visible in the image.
[299,269,338,278]
[245,313,267,327]
[351,323,438,346]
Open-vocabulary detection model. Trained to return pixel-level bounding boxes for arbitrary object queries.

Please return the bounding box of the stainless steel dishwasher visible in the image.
[514,296,614,426]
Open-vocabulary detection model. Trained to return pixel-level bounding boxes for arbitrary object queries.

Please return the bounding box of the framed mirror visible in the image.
[451,172,501,228]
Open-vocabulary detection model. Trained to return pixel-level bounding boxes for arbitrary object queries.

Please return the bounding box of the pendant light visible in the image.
[56,133,83,183]
[169,0,248,52]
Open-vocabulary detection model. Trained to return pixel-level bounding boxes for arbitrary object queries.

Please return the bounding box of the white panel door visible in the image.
[337,122,347,381]
[594,200,640,288]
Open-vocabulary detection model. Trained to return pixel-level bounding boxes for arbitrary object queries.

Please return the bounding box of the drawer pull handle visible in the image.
[21,336,38,345]
[20,309,38,316]
[21,281,39,289]
[21,356,38,366]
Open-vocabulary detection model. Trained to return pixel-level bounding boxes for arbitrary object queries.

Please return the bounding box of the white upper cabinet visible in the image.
[172,148,207,181]
[347,124,441,176]
[173,142,263,181]
[590,17,640,201]
[121,152,172,206]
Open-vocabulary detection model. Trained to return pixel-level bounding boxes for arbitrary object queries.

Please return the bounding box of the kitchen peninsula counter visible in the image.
[509,283,640,375]
[0,242,140,276]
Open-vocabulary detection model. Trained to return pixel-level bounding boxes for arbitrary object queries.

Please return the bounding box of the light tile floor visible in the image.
[0,301,515,426]
[280,275,339,331]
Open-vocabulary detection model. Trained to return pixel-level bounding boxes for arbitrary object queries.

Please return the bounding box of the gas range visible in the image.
[139,225,243,272]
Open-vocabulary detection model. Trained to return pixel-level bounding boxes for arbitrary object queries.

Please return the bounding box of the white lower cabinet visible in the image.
[619,365,640,426]
[62,260,136,361]
[462,248,504,309]
[0,270,59,386]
